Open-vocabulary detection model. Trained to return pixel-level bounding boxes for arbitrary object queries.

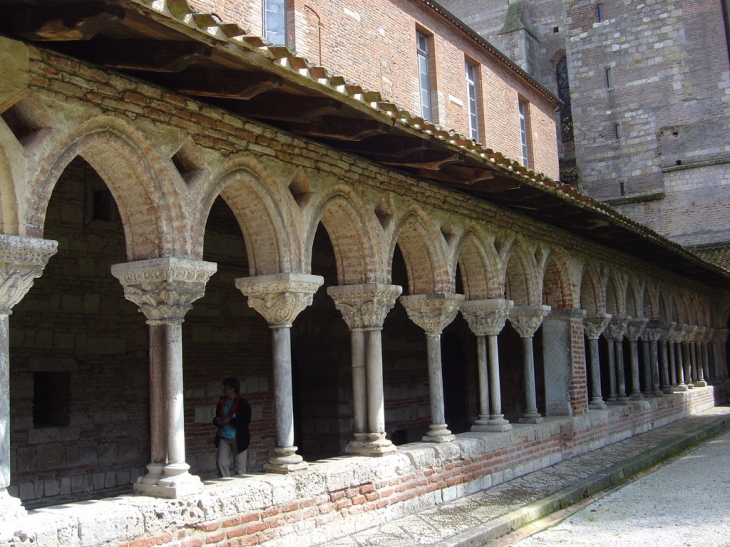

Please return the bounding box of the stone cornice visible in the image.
[399,293,464,335]
[111,258,217,324]
[327,283,402,330]
[459,298,514,337]
[236,273,324,328]
[544,308,586,321]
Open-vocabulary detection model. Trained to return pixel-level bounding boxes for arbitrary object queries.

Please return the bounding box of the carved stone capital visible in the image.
[681,324,698,343]
[694,326,707,343]
[459,298,514,337]
[327,283,402,330]
[659,321,677,342]
[236,273,324,328]
[702,327,714,344]
[583,313,612,340]
[625,318,649,341]
[603,316,629,341]
[399,293,465,335]
[0,235,57,314]
[111,258,217,325]
[714,328,728,345]
[508,305,551,338]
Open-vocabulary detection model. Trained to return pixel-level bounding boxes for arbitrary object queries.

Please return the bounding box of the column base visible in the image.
[476,414,513,432]
[687,383,695,389]
[694,380,708,387]
[518,412,543,424]
[661,385,673,394]
[264,446,308,474]
[345,433,397,456]
[675,383,689,391]
[422,424,455,443]
[652,388,664,396]
[134,463,202,498]
[629,392,644,400]
[0,489,26,520]
[589,399,607,410]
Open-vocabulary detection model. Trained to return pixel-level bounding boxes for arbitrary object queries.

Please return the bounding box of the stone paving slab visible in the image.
[314,405,730,547]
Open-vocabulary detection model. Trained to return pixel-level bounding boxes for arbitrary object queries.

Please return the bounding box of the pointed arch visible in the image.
[541,250,574,308]
[306,185,383,285]
[388,207,448,294]
[503,240,540,305]
[606,271,627,316]
[580,264,605,314]
[0,139,18,234]
[658,288,673,322]
[26,116,182,260]
[643,282,659,319]
[452,226,500,299]
[200,155,300,276]
[626,281,641,318]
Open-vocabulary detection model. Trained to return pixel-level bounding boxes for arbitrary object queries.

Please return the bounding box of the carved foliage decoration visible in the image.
[236,273,324,327]
[399,293,464,335]
[0,235,57,314]
[625,318,649,341]
[603,316,629,341]
[583,313,611,340]
[460,298,513,337]
[508,305,551,338]
[327,284,402,330]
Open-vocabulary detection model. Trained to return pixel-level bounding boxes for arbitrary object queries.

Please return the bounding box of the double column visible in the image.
[508,305,551,424]
[0,235,57,517]
[641,322,664,397]
[603,317,629,403]
[400,293,464,443]
[625,318,648,400]
[236,273,323,473]
[658,322,676,393]
[328,283,402,456]
[460,299,514,432]
[112,257,217,497]
[583,314,612,410]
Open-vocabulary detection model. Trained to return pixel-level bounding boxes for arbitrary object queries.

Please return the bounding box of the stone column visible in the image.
[236,273,323,473]
[112,258,216,497]
[508,305,551,424]
[682,325,696,388]
[694,327,708,387]
[0,235,57,517]
[328,283,402,455]
[625,318,648,400]
[400,293,464,442]
[640,336,652,397]
[583,314,612,410]
[658,322,676,393]
[605,317,629,402]
[460,298,514,432]
[703,328,714,382]
[642,323,663,396]
[673,325,688,391]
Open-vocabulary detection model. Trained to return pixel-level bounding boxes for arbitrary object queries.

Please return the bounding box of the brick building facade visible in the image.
[441,0,730,249]
[0,1,729,546]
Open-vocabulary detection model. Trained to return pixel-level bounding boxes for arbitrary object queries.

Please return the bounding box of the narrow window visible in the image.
[416,30,433,121]
[264,0,286,46]
[556,56,574,143]
[597,3,604,22]
[619,181,626,196]
[518,100,531,168]
[34,372,71,427]
[615,123,622,140]
[465,61,480,141]
[606,67,613,88]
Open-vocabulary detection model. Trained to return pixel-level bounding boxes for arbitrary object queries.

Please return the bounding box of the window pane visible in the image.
[417,32,432,121]
[519,101,529,168]
[466,63,479,141]
[264,0,286,46]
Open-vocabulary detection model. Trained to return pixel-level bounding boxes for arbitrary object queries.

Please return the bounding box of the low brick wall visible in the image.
[2,384,726,547]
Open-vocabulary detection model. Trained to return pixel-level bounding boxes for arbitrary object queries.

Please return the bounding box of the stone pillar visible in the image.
[702,328,714,382]
[658,322,676,393]
[682,325,696,388]
[642,323,663,396]
[112,257,216,497]
[640,336,652,397]
[400,293,464,442]
[236,273,323,473]
[713,329,729,380]
[673,325,688,391]
[328,283,402,455]
[583,314,612,410]
[603,318,625,402]
[508,305,551,424]
[694,327,708,387]
[460,298,514,432]
[0,235,57,517]
[541,308,587,416]
[625,318,648,400]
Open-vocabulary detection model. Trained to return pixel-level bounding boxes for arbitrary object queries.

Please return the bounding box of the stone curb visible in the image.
[431,415,730,547]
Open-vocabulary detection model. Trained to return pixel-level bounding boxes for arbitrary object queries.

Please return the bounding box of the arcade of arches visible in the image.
[0,37,729,546]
